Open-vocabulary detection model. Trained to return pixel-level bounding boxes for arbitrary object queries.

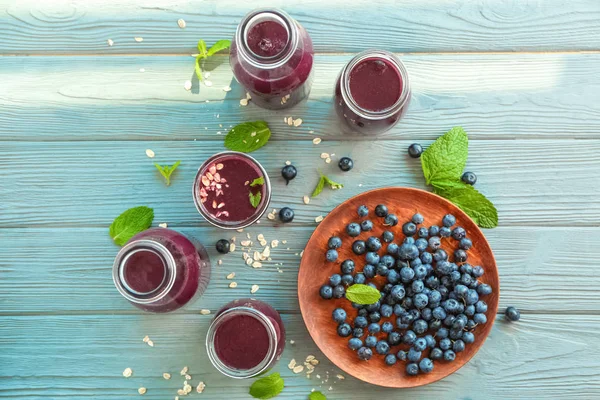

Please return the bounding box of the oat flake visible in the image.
[158,223,168,228]
[315,215,324,223]
[107,39,114,46]
[180,366,189,375]
[325,157,332,164]
[223,86,232,92]
[123,368,133,378]
[251,284,259,294]
[177,19,186,28]
[134,37,144,42]
[200,309,211,315]
[147,340,154,347]
[303,195,310,204]
[145,149,155,158]
[252,261,262,268]
[204,80,213,87]
[240,98,249,106]
[293,365,305,374]
[197,382,206,393]
[142,335,150,343]
[226,272,235,279]
[229,282,238,288]
[288,359,296,369]
[312,137,322,145]
[271,239,279,248]
[138,387,147,395]
[163,372,171,380]
[293,118,303,127]
[184,80,192,91]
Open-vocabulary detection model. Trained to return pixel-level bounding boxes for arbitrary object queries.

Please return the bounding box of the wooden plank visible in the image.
[1,140,599,227]
[0,226,598,314]
[0,0,598,54]
[0,314,598,399]
[1,54,599,141]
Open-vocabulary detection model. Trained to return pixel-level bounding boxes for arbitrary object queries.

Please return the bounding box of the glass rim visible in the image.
[205,306,278,379]
[192,151,272,230]
[340,49,411,120]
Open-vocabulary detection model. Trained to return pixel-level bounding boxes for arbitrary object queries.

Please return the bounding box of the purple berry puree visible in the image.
[214,314,270,370]
[122,249,166,294]
[246,21,289,57]
[349,58,402,112]
[197,155,265,224]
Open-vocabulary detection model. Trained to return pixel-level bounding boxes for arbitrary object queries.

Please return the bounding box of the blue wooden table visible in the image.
[1,0,600,398]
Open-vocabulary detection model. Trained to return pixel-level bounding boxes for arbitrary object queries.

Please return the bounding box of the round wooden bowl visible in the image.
[298,187,499,388]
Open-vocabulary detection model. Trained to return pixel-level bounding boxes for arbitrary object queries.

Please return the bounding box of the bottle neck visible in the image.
[236,8,300,69]
[206,306,278,379]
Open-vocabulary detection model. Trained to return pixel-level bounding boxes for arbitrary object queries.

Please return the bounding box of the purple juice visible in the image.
[207,298,285,378]
[230,8,314,109]
[113,228,211,312]
[194,152,271,229]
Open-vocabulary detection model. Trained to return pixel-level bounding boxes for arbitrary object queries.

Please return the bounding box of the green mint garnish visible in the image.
[249,191,262,208]
[250,176,265,187]
[154,160,181,186]
[195,39,231,81]
[345,284,381,305]
[311,172,343,197]
[420,126,498,228]
[224,121,271,153]
[109,206,154,246]
[249,372,284,399]
[308,391,327,400]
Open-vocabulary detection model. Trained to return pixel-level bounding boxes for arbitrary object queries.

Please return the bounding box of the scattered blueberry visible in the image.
[402,222,417,236]
[452,226,467,240]
[381,321,394,333]
[384,214,399,226]
[332,308,347,323]
[278,207,294,223]
[412,213,424,224]
[439,227,452,237]
[341,274,354,286]
[338,156,354,172]
[319,285,333,299]
[348,338,363,350]
[459,238,473,250]
[341,259,355,274]
[329,274,342,286]
[375,204,388,217]
[353,273,366,284]
[454,249,468,263]
[505,306,520,322]
[357,205,369,217]
[352,240,366,255]
[375,341,390,355]
[354,316,368,328]
[360,220,374,232]
[352,327,364,338]
[366,236,382,252]
[326,249,338,262]
[328,236,343,249]
[462,332,475,344]
[413,338,427,351]
[442,214,456,227]
[368,323,381,334]
[215,239,231,254]
[384,354,397,366]
[453,339,465,353]
[337,323,352,337]
[364,335,377,348]
[443,350,456,361]
[461,171,477,185]
[363,264,376,278]
[408,143,423,158]
[473,313,487,324]
[382,231,394,243]
[281,164,297,185]
[408,347,422,362]
[477,284,493,296]
[332,285,345,299]
[357,347,373,361]
[346,222,361,237]
[430,348,443,361]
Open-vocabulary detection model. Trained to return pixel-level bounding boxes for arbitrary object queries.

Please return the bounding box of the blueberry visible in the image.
[357,205,369,218]
[420,252,433,264]
[352,327,364,338]
[466,319,477,330]
[459,237,473,250]
[364,335,377,348]
[439,338,452,351]
[380,304,393,318]
[400,267,415,282]
[433,249,448,262]
[443,350,456,361]
[384,214,399,227]
[332,308,347,323]
[461,171,477,185]
[414,338,427,351]
[465,305,475,317]
[415,238,428,252]
[428,237,442,252]
[477,284,493,296]
[360,220,374,232]
[412,213,424,225]
[387,243,399,256]
[338,156,354,172]
[454,249,468,263]
[404,237,416,245]
[319,285,333,299]
[437,328,449,340]
[413,265,427,279]
[454,284,468,297]
[411,280,424,293]
[472,265,484,277]
[406,362,419,376]
[476,301,488,314]
[366,300,381,312]
[408,143,423,158]
[425,275,439,289]
[424,334,436,348]
[432,306,446,320]
[429,290,442,304]
[393,304,406,316]
[215,239,231,254]
[340,259,355,274]
[408,347,422,362]
[461,273,474,287]
[326,249,338,262]
[381,321,394,334]
[473,313,487,324]
[387,269,400,284]
[346,222,361,237]
[430,348,443,361]
[452,314,468,330]
[439,227,452,237]
[450,270,462,282]
[375,204,388,217]
[357,347,373,361]
[397,350,408,361]
[368,323,381,334]
[419,358,434,373]
[341,274,354,286]
[281,164,297,184]
[382,231,394,243]
[375,340,390,355]
[462,332,475,344]
[337,323,352,337]
[398,243,419,260]
[348,337,363,350]
[442,214,456,227]
[416,228,429,240]
[444,299,460,313]
[368,311,381,323]
[413,319,428,334]
[452,227,466,240]
[354,316,368,328]
[352,240,366,255]
[376,264,389,277]
[328,236,342,249]
[414,293,429,309]
[366,236,382,252]
[363,264,376,278]
[329,274,342,287]
[333,285,345,299]
[402,330,417,345]
[453,339,465,353]
[384,354,397,366]
[276,207,295,223]
[402,222,417,236]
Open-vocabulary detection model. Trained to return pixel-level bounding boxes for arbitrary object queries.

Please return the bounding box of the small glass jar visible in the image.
[230,8,314,109]
[206,298,285,378]
[112,228,211,312]
[193,151,271,230]
[334,49,411,135]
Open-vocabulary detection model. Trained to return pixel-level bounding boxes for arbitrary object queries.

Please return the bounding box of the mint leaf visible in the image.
[323,175,343,190]
[207,39,231,56]
[434,181,498,228]
[311,175,326,197]
[345,284,381,305]
[109,206,154,246]
[249,372,284,399]
[250,176,265,187]
[197,39,208,57]
[421,126,468,185]
[195,56,203,81]
[154,160,181,186]
[249,191,262,208]
[224,121,271,153]
[308,392,327,400]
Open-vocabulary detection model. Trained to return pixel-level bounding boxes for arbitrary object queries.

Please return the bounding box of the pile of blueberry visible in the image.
[319,205,493,376]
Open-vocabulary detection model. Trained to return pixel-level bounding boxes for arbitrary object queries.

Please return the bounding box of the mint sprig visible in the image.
[195,39,231,81]
[249,191,262,208]
[109,206,154,246]
[345,284,381,305]
[224,121,271,153]
[250,176,265,187]
[154,161,181,186]
[311,173,343,197]
[420,127,498,228]
[249,372,284,399]
[308,391,327,400]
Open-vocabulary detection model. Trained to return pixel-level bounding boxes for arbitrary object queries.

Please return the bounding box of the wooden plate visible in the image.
[298,187,499,388]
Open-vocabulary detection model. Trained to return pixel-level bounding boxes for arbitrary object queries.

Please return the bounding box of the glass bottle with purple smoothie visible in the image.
[193,151,271,230]
[112,228,211,312]
[206,298,286,378]
[230,8,314,109]
[334,49,411,135]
